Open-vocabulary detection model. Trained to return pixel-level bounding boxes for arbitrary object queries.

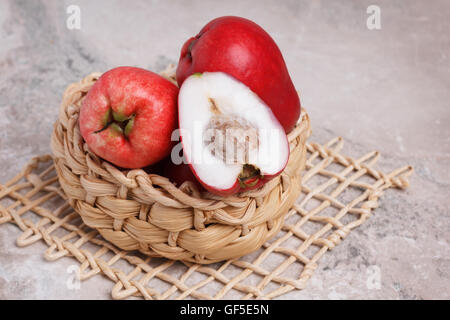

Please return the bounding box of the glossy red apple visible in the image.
[79,66,178,169]
[176,16,301,133]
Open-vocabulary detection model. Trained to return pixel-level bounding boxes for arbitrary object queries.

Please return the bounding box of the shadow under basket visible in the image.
[51,69,311,264]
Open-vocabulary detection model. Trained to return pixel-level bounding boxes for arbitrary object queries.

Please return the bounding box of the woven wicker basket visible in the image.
[50,67,311,264]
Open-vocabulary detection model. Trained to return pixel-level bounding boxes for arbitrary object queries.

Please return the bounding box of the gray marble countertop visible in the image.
[0,0,449,299]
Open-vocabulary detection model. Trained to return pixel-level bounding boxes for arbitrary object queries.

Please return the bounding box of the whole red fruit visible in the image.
[79,66,178,169]
[176,16,301,133]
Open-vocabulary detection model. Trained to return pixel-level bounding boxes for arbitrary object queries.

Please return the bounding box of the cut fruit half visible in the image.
[178,72,290,196]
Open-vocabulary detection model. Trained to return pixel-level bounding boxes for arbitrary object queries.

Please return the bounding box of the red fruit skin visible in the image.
[176,16,301,133]
[162,157,204,191]
[191,168,281,197]
[79,67,179,169]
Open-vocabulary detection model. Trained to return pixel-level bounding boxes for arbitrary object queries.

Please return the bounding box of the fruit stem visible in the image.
[238,164,262,188]
[112,110,129,122]
[124,115,135,137]
[93,109,135,139]
[109,123,123,135]
[94,109,113,133]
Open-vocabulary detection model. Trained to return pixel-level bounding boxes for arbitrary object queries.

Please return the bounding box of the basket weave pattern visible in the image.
[50,68,311,264]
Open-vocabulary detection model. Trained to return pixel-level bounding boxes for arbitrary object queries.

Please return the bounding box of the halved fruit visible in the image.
[178,72,290,196]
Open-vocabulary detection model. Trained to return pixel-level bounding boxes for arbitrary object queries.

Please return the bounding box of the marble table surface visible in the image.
[0,0,449,299]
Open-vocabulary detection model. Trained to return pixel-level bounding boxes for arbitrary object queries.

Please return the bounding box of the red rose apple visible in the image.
[79,66,178,169]
[176,16,301,133]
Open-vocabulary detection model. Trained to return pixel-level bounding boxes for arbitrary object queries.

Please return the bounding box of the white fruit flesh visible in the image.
[178,72,289,190]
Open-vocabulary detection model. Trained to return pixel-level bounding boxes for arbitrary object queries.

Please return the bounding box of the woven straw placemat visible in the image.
[0,137,412,299]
